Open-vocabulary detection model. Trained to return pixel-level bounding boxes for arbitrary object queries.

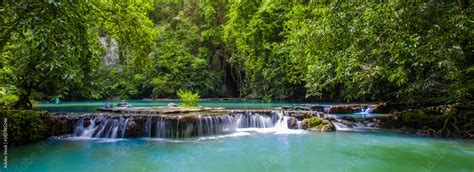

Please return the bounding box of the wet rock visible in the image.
[338,116,356,122]
[290,112,314,120]
[125,116,146,138]
[308,105,325,112]
[294,106,310,111]
[287,117,298,129]
[44,114,79,136]
[168,103,178,107]
[328,106,353,114]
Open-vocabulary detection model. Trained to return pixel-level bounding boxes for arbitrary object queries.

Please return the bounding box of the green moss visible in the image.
[1,110,49,146]
[302,117,335,132]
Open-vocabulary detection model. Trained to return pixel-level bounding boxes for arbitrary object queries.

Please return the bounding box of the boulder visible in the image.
[302,117,335,132]
[287,117,298,129]
[289,112,314,120]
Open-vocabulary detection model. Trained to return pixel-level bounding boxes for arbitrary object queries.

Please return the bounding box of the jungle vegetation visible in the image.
[0,0,472,109]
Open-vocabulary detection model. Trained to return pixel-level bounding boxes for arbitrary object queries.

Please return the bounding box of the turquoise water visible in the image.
[8,131,474,172]
[23,100,472,172]
[34,100,335,113]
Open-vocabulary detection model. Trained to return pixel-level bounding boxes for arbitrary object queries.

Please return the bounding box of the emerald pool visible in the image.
[8,131,474,172]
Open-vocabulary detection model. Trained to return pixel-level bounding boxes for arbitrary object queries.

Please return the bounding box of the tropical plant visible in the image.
[177,89,200,107]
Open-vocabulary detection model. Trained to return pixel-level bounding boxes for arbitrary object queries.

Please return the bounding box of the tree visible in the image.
[1,1,101,109]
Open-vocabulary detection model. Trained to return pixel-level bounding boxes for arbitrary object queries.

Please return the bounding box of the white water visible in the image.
[73,115,128,139]
[236,112,306,135]
[331,115,377,131]
[72,111,307,140]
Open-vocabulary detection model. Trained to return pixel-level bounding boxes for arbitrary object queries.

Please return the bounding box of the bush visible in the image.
[0,87,18,109]
[1,110,49,146]
[176,89,200,107]
[0,95,18,109]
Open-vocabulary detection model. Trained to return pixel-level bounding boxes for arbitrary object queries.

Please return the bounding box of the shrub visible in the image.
[176,89,200,107]
[0,87,18,109]
[1,110,48,146]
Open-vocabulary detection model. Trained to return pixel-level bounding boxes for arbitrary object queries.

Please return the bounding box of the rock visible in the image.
[168,103,178,107]
[327,106,355,114]
[294,106,310,111]
[308,105,325,112]
[371,103,391,113]
[124,116,145,138]
[289,112,314,120]
[338,116,355,122]
[302,117,335,132]
[287,117,298,129]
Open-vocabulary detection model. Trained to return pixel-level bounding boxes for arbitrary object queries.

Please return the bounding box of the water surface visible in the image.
[9,131,474,172]
[34,99,329,113]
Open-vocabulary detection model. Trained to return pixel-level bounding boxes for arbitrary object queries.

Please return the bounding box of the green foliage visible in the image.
[1,110,49,146]
[283,2,473,103]
[1,1,472,107]
[1,1,103,108]
[0,87,18,109]
[224,0,303,100]
[177,89,200,107]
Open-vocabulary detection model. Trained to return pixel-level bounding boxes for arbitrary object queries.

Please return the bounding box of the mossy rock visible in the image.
[290,112,314,120]
[302,117,335,132]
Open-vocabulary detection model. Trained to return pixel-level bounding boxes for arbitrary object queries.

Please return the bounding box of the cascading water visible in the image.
[329,114,376,131]
[73,115,128,139]
[72,111,306,140]
[296,121,303,129]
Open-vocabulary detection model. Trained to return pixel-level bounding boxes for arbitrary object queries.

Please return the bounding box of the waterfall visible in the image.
[331,115,375,131]
[73,115,128,139]
[296,121,303,129]
[120,118,129,138]
[72,111,307,140]
[235,112,275,128]
[145,116,152,137]
[274,112,289,130]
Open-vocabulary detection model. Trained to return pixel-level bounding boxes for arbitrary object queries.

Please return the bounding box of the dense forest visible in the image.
[0,0,472,109]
